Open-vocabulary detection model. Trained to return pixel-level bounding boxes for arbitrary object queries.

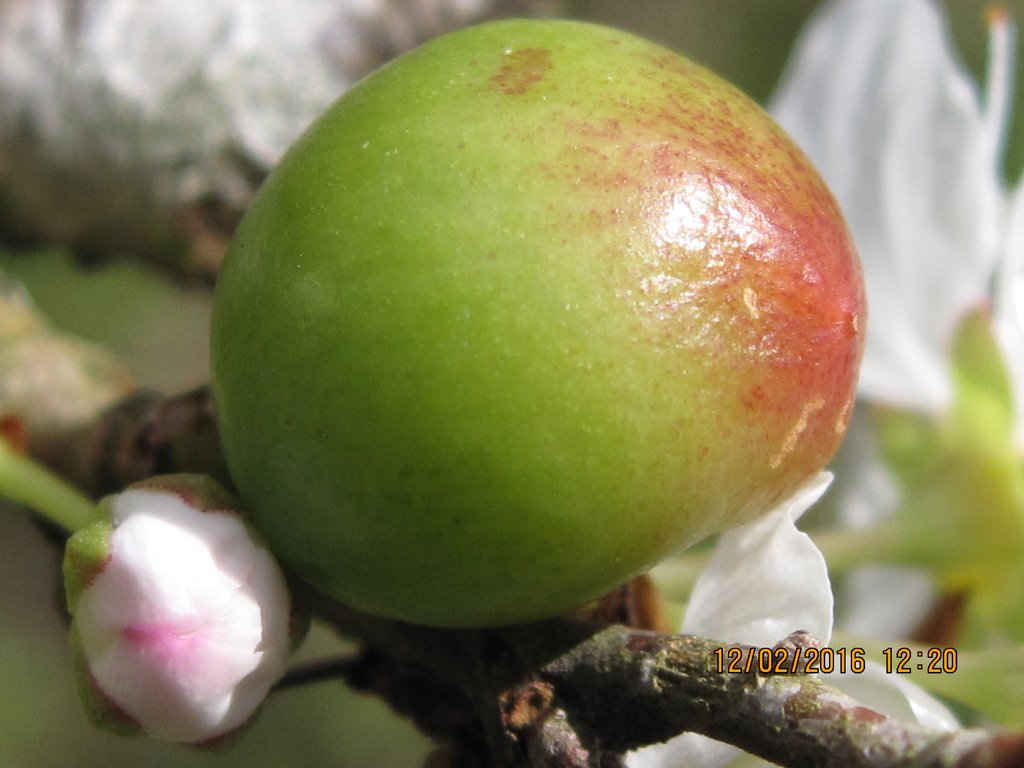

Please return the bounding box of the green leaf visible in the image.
[62,501,114,612]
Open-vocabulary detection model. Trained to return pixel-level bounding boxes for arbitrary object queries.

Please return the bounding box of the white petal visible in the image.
[838,566,938,638]
[104,493,251,621]
[826,661,959,732]
[625,476,834,768]
[74,489,292,743]
[826,409,900,528]
[627,733,749,768]
[995,143,1024,447]
[771,0,1005,413]
[683,472,834,646]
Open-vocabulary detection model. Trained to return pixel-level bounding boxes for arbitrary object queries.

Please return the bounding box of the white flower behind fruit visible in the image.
[64,475,294,744]
[771,0,1024,644]
[771,0,1011,416]
[628,473,834,768]
[628,472,957,768]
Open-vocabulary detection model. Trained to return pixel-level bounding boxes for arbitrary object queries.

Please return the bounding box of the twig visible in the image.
[299,589,1024,768]
[272,655,362,693]
[540,626,1023,768]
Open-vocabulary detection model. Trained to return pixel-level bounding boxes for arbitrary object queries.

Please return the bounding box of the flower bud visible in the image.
[63,474,295,744]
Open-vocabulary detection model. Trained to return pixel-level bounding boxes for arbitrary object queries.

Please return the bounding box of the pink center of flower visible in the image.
[122,621,204,667]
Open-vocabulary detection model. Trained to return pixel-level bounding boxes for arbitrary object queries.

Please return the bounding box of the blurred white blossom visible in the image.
[629,0,1021,756]
[771,0,1024,643]
[628,472,957,767]
[771,0,1016,419]
[628,473,834,768]
[64,476,294,744]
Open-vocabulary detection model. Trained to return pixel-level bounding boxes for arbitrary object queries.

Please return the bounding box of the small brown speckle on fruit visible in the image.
[490,47,552,95]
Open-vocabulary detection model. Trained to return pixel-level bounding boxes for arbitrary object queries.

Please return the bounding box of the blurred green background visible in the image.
[1,1,1021,765]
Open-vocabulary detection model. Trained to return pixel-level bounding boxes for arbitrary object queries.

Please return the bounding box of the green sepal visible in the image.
[945,308,1024,595]
[68,623,142,738]
[129,473,243,515]
[62,499,114,613]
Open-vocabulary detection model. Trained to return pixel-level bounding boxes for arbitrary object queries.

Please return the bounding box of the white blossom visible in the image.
[770,0,1024,644]
[629,473,828,768]
[65,478,293,744]
[628,472,956,767]
[772,0,1024,450]
[771,0,1013,418]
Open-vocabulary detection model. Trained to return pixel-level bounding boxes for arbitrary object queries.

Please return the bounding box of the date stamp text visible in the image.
[713,645,958,675]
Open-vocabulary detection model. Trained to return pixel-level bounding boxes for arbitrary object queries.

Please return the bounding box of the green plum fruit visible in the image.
[210,19,865,627]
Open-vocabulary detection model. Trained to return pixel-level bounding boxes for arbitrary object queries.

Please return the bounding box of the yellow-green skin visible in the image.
[211,19,865,627]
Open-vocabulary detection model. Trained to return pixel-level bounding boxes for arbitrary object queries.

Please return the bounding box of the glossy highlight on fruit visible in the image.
[211,19,865,627]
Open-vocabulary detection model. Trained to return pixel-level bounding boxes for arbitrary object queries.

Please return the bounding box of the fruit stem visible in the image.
[0,436,95,533]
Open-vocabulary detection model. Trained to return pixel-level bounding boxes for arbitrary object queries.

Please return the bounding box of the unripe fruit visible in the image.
[211,19,865,627]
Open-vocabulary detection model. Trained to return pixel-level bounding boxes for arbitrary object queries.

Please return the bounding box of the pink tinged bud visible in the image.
[63,476,293,744]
